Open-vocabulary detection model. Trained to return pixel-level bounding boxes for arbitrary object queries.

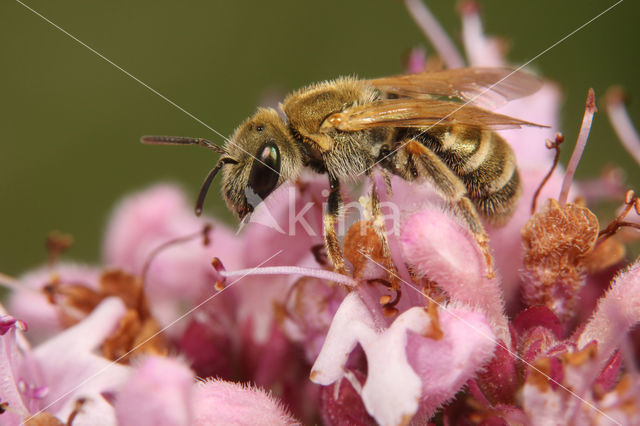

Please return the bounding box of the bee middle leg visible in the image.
[323,175,346,274]
[398,140,495,278]
[368,178,400,289]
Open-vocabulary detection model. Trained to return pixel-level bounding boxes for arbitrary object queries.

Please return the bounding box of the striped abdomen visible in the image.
[420,125,522,224]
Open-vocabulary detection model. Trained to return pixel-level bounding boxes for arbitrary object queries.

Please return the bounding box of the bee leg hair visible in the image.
[369,178,400,289]
[452,197,495,279]
[324,175,347,275]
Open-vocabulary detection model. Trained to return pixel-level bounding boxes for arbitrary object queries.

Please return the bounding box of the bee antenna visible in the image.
[141,135,227,155]
[195,157,238,216]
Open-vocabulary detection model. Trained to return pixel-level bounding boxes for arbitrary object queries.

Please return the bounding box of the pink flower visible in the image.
[3,1,640,425]
[115,356,299,426]
[0,298,130,425]
[311,292,496,425]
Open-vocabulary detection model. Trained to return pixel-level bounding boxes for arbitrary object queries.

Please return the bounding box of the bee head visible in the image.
[217,108,302,220]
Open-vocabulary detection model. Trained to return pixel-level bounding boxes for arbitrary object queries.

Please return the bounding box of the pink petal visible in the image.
[405,0,465,69]
[0,314,31,425]
[460,2,504,68]
[310,292,378,386]
[32,297,130,421]
[460,0,562,167]
[102,184,243,334]
[577,260,640,368]
[241,178,326,268]
[512,306,563,341]
[115,357,194,426]
[232,176,329,343]
[192,379,299,425]
[405,47,427,74]
[280,277,347,363]
[496,83,562,168]
[406,307,497,418]
[9,263,101,343]
[400,209,509,343]
[311,292,496,425]
[473,344,518,405]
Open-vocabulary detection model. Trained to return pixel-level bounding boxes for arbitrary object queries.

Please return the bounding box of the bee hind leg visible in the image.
[323,176,347,275]
[401,140,495,278]
[452,197,495,279]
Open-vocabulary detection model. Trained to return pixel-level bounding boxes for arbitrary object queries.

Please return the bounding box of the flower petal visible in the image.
[115,356,193,426]
[406,307,497,419]
[32,297,130,420]
[401,209,509,343]
[577,260,640,368]
[0,313,31,425]
[9,263,101,343]
[192,379,299,425]
[312,292,496,425]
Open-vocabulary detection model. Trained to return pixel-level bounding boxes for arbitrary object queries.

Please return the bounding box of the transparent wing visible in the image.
[368,67,543,110]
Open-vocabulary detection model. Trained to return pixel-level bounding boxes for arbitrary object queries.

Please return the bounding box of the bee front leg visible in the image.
[324,175,346,274]
[452,197,495,279]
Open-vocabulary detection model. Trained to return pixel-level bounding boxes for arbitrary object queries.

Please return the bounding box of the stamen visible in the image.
[141,224,213,287]
[379,295,392,305]
[45,231,73,266]
[368,278,402,316]
[219,265,358,288]
[532,133,564,214]
[598,190,640,241]
[606,86,640,166]
[404,0,465,69]
[559,88,597,206]
[0,272,38,294]
[211,257,226,290]
[66,397,87,426]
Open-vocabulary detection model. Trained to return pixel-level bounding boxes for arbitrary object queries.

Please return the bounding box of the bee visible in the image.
[142,67,543,275]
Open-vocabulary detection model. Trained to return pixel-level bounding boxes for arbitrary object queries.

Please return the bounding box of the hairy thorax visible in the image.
[281,77,389,180]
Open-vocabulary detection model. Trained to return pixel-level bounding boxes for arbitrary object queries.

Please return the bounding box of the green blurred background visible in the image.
[1,0,639,275]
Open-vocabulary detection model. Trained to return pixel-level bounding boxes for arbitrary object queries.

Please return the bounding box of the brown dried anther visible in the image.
[45,231,74,266]
[99,270,168,362]
[521,199,599,323]
[366,278,402,318]
[211,257,226,291]
[423,299,443,340]
[42,269,168,363]
[22,397,86,425]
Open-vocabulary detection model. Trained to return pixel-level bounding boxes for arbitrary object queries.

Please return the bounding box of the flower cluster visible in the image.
[2,1,640,425]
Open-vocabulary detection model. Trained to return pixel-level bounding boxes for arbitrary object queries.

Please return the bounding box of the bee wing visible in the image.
[319,98,547,133]
[368,67,543,110]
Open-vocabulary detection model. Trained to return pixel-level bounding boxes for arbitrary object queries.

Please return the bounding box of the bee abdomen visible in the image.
[426,126,521,223]
[456,131,521,223]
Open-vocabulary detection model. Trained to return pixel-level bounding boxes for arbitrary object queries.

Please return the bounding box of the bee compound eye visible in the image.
[248,142,281,201]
